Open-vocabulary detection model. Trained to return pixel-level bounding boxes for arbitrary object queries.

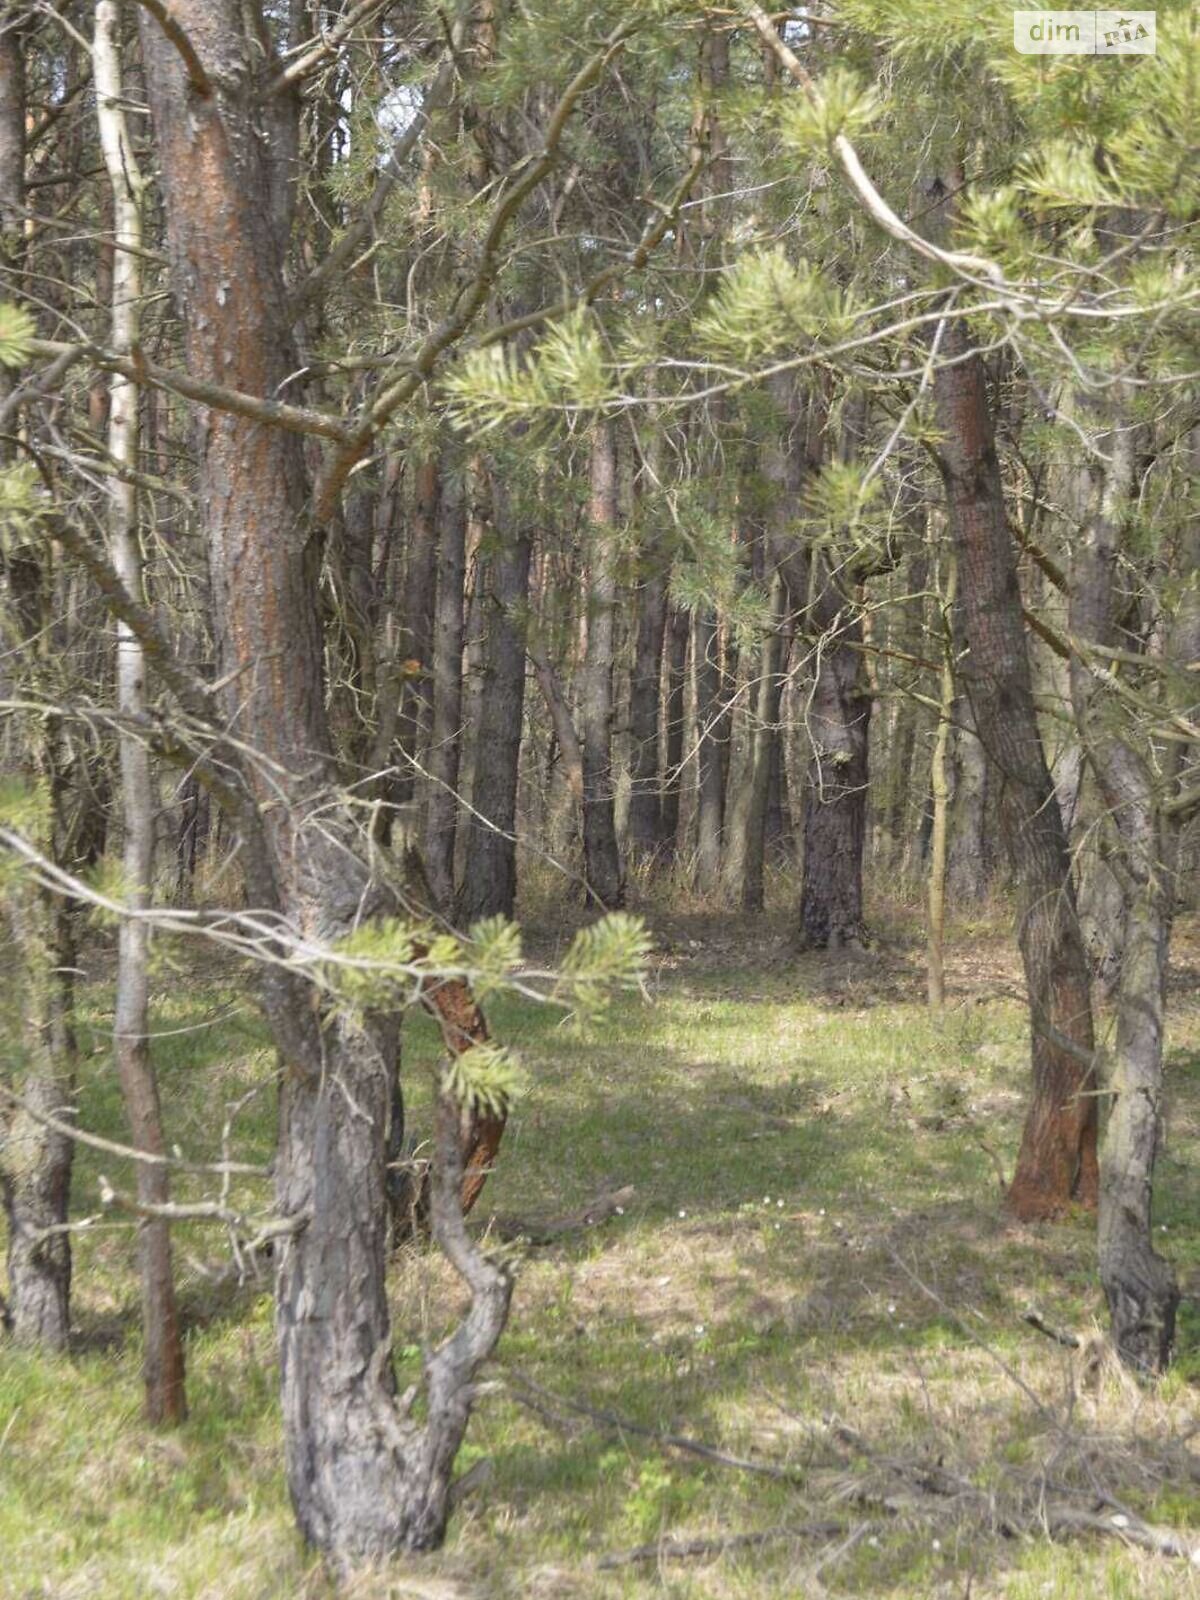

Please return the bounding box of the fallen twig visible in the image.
[1023,1309,1082,1349]
[596,1520,858,1570]
[1046,1505,1200,1562]
[490,1184,634,1245]
[505,1371,806,1483]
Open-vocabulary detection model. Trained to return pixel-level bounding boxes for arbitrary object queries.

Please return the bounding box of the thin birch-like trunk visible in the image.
[95,0,186,1424]
[927,556,957,1008]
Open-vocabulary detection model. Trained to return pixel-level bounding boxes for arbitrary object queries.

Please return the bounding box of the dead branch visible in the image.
[1045,1505,1199,1562]
[0,1080,269,1177]
[596,1520,858,1570]
[1023,1309,1082,1349]
[490,1184,634,1245]
[505,1371,806,1483]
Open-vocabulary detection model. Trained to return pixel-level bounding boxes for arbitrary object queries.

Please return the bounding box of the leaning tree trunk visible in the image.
[139,5,510,1562]
[796,557,871,950]
[459,466,531,923]
[933,314,1098,1221]
[579,422,624,908]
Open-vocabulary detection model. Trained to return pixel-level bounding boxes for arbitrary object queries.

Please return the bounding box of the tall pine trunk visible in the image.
[1069,393,1189,1372]
[425,474,468,912]
[626,564,668,861]
[0,20,75,1353]
[139,6,510,1561]
[947,698,989,901]
[660,607,689,856]
[693,609,724,891]
[579,422,624,908]
[932,311,1097,1220]
[458,477,531,923]
[727,575,787,911]
[395,455,440,805]
[796,556,871,950]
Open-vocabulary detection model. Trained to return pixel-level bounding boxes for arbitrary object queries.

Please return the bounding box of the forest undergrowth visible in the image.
[1,895,1197,1599]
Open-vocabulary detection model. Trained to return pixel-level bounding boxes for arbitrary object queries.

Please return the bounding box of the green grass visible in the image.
[1,906,1198,1598]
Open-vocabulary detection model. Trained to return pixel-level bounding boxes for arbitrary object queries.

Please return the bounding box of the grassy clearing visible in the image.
[1,903,1198,1598]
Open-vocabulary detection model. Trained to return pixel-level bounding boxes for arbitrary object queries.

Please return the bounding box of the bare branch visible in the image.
[0,1081,270,1177]
[127,0,212,96]
[285,14,467,320]
[26,337,352,442]
[313,23,634,519]
[270,0,392,94]
[742,2,1006,289]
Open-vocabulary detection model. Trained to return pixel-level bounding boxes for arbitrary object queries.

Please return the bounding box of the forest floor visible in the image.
[1,895,1198,1599]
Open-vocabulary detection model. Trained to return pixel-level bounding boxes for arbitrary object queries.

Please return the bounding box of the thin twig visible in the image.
[505,1371,806,1483]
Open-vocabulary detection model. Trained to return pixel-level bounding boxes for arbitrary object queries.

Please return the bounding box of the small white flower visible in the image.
[774,1222,781,1230]
[868,1536,879,1549]
[777,1199,784,1208]
[932,1538,941,1552]
[763,1195,771,1205]
[818,1208,826,1216]
[678,1209,687,1219]
[1111,1514,1129,1529]
[887,1303,896,1315]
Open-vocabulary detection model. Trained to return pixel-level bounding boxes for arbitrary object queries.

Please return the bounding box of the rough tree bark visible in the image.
[458,484,532,923]
[95,0,186,1424]
[138,4,510,1561]
[626,559,668,861]
[693,608,725,890]
[0,17,76,1354]
[927,557,957,1007]
[2,883,76,1351]
[688,24,730,896]
[947,695,989,901]
[722,574,787,910]
[579,421,625,908]
[932,305,1098,1220]
[424,472,467,911]
[796,553,872,950]
[1069,397,1190,1373]
[394,454,440,804]
[660,606,689,855]
[528,631,585,807]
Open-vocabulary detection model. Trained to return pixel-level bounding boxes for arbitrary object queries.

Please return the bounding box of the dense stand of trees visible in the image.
[0,0,1195,1572]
